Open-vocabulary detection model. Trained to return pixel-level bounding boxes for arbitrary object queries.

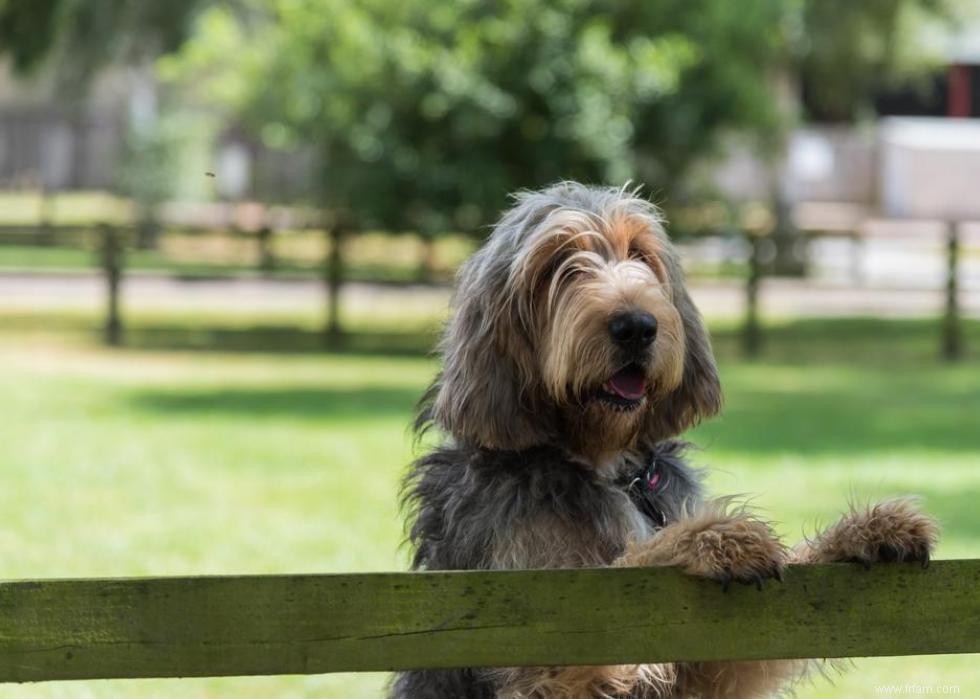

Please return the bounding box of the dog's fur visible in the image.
[392,182,939,698]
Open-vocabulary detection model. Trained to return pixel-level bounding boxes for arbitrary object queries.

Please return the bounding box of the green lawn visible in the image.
[0,311,976,698]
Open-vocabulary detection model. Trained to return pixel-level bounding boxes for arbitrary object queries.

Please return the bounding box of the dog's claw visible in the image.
[877,544,900,562]
[846,556,870,570]
[720,567,782,592]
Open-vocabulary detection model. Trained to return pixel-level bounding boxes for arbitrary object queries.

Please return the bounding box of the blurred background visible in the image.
[0,0,978,696]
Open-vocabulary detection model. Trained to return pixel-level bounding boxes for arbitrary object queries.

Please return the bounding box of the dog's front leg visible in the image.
[791,497,939,567]
[758,498,940,696]
[617,502,806,699]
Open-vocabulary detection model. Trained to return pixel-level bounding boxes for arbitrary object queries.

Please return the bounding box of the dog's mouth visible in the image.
[594,364,648,411]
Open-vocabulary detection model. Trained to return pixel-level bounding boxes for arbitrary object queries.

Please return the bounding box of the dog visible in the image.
[392,182,939,698]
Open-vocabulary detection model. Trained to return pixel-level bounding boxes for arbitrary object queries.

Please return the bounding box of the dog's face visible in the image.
[424,183,720,463]
[516,207,688,460]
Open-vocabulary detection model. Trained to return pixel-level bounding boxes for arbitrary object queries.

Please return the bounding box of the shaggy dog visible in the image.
[392,182,939,698]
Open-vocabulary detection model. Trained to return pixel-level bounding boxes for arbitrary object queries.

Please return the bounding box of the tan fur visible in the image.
[793,497,940,565]
[413,184,941,698]
[542,257,685,403]
[428,183,720,453]
[492,663,677,699]
[673,659,808,699]
[616,502,806,699]
[496,503,794,698]
[489,498,939,699]
[616,500,787,582]
[509,203,687,462]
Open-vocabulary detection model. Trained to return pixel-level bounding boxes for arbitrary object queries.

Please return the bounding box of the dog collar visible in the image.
[622,458,667,528]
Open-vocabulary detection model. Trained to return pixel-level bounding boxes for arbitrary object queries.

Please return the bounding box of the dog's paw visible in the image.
[620,501,787,591]
[681,511,787,591]
[808,497,940,568]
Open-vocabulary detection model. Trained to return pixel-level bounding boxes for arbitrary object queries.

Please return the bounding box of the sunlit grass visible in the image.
[0,310,976,698]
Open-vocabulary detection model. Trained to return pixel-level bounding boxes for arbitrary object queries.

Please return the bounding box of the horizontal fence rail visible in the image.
[0,560,977,683]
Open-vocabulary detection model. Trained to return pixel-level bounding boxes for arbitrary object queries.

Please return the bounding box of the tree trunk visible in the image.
[418,233,437,283]
[767,189,806,277]
[258,226,275,274]
[765,62,806,277]
[942,222,962,361]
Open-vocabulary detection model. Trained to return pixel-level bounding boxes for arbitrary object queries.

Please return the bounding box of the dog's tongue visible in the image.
[605,367,647,400]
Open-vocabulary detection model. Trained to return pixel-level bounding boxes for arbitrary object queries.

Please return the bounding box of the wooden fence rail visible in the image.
[0,560,977,683]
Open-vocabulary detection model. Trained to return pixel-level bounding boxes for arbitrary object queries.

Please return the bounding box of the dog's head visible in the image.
[421,182,720,463]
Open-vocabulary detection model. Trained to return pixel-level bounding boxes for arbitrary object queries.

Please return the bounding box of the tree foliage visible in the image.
[0,0,204,87]
[2,0,960,233]
[165,0,795,233]
[798,0,958,121]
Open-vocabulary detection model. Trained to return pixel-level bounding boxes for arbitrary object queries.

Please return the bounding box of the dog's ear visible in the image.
[418,243,554,450]
[644,248,722,442]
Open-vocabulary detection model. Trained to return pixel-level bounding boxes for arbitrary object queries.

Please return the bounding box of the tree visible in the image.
[0,0,212,249]
[160,0,959,344]
[0,0,204,87]
[4,0,960,339]
[798,0,957,122]
[159,0,789,343]
[163,0,795,232]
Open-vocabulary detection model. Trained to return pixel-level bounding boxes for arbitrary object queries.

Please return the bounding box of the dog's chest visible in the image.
[489,479,654,569]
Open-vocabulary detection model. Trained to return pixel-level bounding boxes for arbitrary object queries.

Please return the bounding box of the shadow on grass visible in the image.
[696,375,980,455]
[709,316,980,363]
[691,319,980,455]
[2,308,977,361]
[131,386,421,419]
[122,316,979,361]
[7,310,980,456]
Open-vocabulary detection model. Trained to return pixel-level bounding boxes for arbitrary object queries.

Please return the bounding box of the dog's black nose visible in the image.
[608,311,658,352]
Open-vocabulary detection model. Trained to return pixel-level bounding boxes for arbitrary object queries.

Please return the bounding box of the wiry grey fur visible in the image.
[393,183,716,698]
[392,182,941,698]
[393,443,702,698]
[414,183,720,453]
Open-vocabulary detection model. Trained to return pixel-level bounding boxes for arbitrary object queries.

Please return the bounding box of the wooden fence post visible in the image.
[38,187,56,246]
[324,226,346,349]
[100,224,123,347]
[135,208,161,251]
[942,221,962,361]
[742,234,763,358]
[257,226,275,274]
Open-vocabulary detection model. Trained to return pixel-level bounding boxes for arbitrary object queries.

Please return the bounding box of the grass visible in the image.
[0,308,976,697]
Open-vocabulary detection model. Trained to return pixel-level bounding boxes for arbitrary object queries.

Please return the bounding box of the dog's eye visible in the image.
[628,247,650,263]
[628,245,669,285]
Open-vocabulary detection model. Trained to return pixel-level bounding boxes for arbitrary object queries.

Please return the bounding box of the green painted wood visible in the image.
[0,560,976,683]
